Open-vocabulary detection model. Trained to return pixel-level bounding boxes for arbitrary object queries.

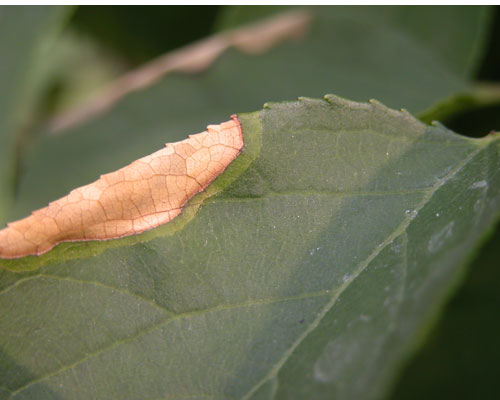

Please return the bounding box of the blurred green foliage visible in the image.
[70,6,221,65]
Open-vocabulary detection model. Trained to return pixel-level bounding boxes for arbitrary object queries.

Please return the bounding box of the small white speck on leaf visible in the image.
[405,209,418,218]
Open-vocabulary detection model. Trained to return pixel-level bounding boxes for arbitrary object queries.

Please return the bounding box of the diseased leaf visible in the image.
[47,9,312,132]
[0,117,243,258]
[1,96,499,399]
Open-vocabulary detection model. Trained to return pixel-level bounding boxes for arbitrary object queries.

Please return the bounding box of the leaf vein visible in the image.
[9,290,333,396]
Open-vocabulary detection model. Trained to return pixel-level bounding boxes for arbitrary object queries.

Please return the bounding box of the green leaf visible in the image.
[0,5,70,225]
[1,96,499,399]
[418,83,500,125]
[71,6,221,65]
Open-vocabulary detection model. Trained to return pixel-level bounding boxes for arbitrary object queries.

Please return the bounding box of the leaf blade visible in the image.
[2,96,500,399]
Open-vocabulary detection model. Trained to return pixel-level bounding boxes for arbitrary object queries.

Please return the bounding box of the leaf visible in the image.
[10,6,493,223]
[47,9,312,132]
[70,6,221,65]
[418,83,500,125]
[0,5,70,225]
[1,96,499,399]
[216,5,492,78]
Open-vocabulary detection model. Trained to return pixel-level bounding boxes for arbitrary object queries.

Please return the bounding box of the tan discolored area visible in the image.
[0,116,244,258]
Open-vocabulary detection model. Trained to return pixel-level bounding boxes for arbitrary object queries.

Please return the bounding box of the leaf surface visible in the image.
[1,96,499,399]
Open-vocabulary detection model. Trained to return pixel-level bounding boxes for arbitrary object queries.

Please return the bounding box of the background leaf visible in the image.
[216,5,492,79]
[71,5,221,65]
[0,5,71,226]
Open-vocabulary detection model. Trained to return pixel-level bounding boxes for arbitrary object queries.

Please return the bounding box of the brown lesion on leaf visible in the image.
[0,116,244,259]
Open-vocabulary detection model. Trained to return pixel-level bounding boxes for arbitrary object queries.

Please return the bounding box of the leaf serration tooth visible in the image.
[324,94,368,110]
